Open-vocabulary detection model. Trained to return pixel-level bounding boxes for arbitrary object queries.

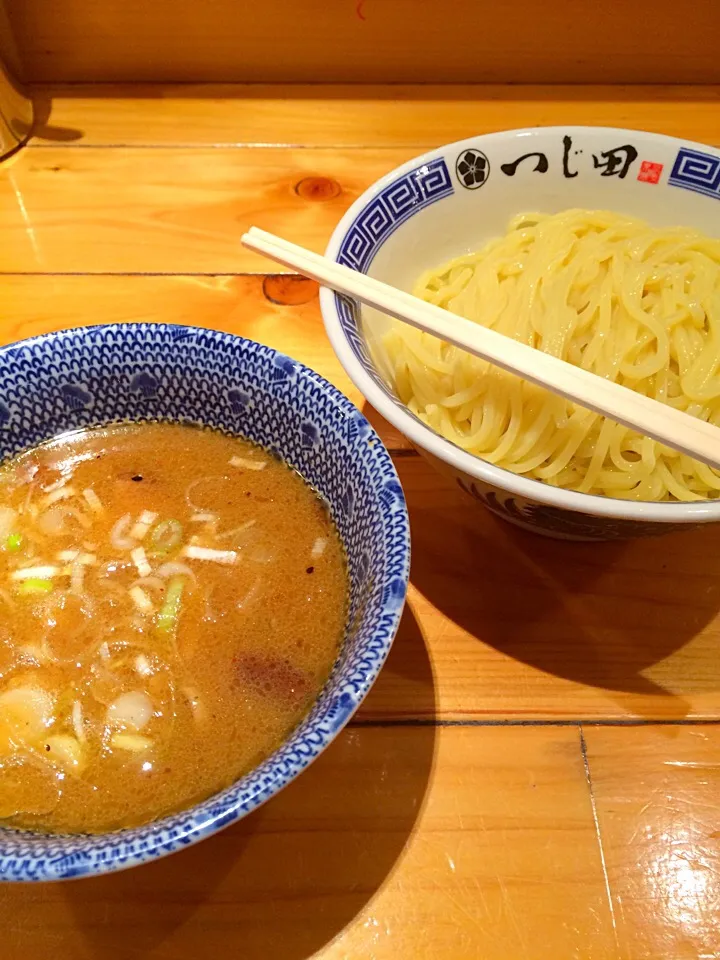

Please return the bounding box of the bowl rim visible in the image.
[0,323,411,881]
[320,125,720,524]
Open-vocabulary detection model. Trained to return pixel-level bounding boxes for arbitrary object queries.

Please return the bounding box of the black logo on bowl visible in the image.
[455,149,490,190]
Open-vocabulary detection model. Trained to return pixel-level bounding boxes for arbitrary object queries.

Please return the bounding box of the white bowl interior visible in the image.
[361,128,720,382]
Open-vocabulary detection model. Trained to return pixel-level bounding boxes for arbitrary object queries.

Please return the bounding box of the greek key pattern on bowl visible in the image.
[334,158,453,387]
[669,147,720,201]
[337,158,452,274]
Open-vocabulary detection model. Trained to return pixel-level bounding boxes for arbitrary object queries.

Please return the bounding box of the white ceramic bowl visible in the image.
[320,126,720,540]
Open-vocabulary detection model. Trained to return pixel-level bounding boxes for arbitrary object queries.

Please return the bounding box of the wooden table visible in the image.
[1,84,720,960]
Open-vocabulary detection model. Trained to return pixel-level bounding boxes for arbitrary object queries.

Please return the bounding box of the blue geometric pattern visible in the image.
[334,158,453,388]
[669,147,720,201]
[0,324,410,882]
[337,158,453,274]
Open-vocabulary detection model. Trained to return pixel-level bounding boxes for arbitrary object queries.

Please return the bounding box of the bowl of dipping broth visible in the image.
[320,126,720,540]
[0,324,409,881]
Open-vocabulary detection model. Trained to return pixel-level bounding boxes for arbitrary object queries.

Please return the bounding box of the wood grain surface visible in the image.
[3,0,720,84]
[0,146,415,273]
[0,726,620,960]
[584,726,720,960]
[30,84,720,148]
[1,83,720,959]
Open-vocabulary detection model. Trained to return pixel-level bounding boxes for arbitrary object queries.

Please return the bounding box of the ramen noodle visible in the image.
[384,209,720,501]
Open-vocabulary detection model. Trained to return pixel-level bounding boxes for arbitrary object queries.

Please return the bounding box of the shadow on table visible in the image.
[400,457,720,716]
[48,606,434,960]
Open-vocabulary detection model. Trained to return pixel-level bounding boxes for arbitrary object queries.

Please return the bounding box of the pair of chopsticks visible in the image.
[241,227,720,472]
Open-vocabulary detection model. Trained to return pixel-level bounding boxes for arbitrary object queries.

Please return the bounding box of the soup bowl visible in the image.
[0,323,410,881]
[320,125,720,540]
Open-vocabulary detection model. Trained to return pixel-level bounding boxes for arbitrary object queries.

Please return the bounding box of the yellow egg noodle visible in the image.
[383,209,720,502]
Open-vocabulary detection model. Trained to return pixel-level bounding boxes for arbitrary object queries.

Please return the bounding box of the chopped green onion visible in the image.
[148,519,183,557]
[4,533,22,552]
[157,577,184,634]
[17,578,53,596]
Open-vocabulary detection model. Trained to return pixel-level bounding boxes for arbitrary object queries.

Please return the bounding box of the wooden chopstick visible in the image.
[241,226,720,472]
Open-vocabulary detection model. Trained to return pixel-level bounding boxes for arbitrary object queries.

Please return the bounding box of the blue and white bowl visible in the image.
[0,323,410,881]
[320,126,720,540]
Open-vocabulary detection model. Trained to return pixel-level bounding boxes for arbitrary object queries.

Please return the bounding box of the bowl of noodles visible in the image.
[320,126,720,540]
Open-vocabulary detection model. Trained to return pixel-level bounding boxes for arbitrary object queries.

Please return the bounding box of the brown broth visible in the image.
[0,423,347,833]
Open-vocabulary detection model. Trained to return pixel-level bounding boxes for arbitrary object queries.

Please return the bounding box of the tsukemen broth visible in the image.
[0,423,347,833]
